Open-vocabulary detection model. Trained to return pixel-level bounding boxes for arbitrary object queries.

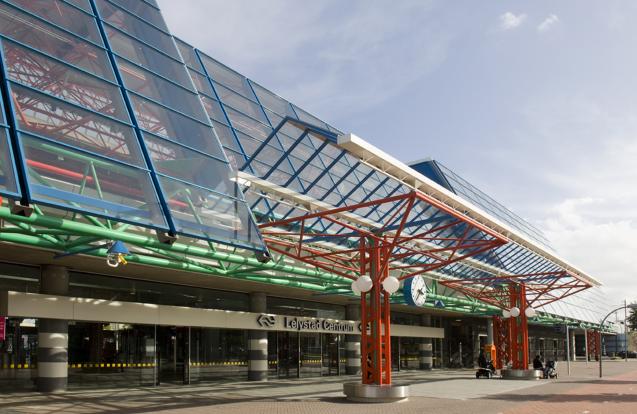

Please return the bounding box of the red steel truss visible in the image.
[441,271,591,370]
[259,191,507,385]
[439,270,592,310]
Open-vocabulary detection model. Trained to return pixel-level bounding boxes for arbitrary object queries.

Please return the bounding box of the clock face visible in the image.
[404,276,427,307]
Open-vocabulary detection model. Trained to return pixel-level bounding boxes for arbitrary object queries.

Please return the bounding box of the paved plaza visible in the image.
[1,361,635,414]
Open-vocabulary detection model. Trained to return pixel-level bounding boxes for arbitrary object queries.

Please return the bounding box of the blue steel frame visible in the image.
[0,0,267,252]
[91,0,177,236]
[0,38,24,201]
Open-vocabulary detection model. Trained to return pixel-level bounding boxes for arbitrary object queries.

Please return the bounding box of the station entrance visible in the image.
[156,326,188,385]
[268,332,344,378]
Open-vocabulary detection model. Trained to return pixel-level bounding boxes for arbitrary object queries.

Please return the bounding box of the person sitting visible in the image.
[478,350,488,369]
[533,355,544,371]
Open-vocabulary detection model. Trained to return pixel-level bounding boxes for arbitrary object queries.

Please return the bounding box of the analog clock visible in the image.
[403,275,427,307]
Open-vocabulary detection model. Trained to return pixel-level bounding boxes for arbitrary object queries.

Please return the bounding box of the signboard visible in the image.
[282,316,355,333]
[0,317,6,341]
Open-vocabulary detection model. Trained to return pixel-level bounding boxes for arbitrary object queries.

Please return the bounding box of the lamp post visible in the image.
[599,303,637,378]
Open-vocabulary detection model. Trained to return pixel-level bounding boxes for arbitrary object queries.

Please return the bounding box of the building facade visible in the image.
[0,0,606,393]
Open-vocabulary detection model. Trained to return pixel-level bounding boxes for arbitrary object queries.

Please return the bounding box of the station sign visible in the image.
[257,314,357,333]
[283,316,356,333]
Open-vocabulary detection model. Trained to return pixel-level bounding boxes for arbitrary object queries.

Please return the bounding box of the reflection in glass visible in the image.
[144,134,234,193]
[159,176,261,249]
[0,2,114,80]
[117,58,207,122]
[130,94,224,159]
[3,41,129,121]
[0,129,19,196]
[68,322,156,388]
[7,0,103,45]
[11,84,144,167]
[21,134,168,228]
[105,25,192,90]
[95,0,179,59]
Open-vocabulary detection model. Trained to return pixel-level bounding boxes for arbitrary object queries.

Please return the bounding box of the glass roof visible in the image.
[0,0,264,251]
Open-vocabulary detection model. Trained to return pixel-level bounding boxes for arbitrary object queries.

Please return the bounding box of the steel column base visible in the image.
[343,382,409,403]
[501,369,543,380]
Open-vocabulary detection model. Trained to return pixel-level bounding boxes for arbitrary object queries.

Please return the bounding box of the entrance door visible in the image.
[321,333,340,376]
[277,331,298,378]
[156,326,188,384]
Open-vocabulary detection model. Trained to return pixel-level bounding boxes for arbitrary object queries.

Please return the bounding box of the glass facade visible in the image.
[0,0,265,251]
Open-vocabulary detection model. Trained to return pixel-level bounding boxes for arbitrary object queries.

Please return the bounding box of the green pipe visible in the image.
[0,207,346,282]
[0,232,331,292]
[0,232,218,274]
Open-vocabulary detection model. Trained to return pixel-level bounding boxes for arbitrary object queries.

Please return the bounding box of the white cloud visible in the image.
[542,198,637,308]
[499,12,527,30]
[537,14,560,32]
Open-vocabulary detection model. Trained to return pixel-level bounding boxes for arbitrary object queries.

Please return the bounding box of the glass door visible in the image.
[277,331,298,378]
[300,332,321,377]
[156,326,188,384]
[321,333,340,376]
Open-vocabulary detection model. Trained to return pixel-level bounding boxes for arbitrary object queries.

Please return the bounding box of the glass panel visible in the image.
[214,83,267,124]
[144,134,236,193]
[211,121,239,152]
[200,96,226,124]
[252,83,296,118]
[3,41,129,122]
[104,25,193,90]
[0,2,114,80]
[275,331,299,379]
[117,58,207,122]
[159,176,262,248]
[223,149,245,170]
[175,38,202,72]
[225,107,271,142]
[68,322,156,388]
[21,134,168,228]
[190,328,248,382]
[6,0,103,45]
[0,317,38,391]
[109,0,168,31]
[0,129,19,196]
[188,69,213,97]
[199,54,254,98]
[300,333,321,377]
[321,334,341,376]
[292,105,330,130]
[130,94,224,159]
[66,0,93,13]
[68,272,250,310]
[11,84,145,167]
[95,0,179,59]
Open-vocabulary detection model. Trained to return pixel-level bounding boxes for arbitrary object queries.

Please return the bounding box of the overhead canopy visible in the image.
[238,118,598,306]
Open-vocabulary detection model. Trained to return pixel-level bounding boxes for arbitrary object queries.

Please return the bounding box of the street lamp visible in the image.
[599,303,637,378]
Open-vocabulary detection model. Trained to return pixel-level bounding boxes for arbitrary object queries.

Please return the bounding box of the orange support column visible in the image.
[505,283,530,370]
[359,239,393,385]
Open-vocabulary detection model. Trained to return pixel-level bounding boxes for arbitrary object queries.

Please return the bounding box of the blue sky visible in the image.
[159,0,637,306]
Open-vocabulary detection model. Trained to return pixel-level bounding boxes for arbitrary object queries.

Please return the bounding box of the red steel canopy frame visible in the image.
[440,271,592,369]
[258,190,507,385]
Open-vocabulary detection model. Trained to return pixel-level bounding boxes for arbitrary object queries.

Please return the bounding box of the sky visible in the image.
[158,0,637,308]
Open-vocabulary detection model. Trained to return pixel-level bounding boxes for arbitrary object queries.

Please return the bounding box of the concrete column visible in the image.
[571,330,577,361]
[37,265,69,393]
[419,314,433,370]
[345,304,361,375]
[248,292,268,381]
